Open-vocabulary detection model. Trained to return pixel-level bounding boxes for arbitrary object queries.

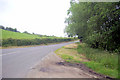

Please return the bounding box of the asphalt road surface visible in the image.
[1,41,78,78]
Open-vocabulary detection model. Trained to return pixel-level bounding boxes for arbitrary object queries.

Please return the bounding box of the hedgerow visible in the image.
[1,38,74,47]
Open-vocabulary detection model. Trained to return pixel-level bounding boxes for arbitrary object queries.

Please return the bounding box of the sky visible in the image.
[0,0,71,37]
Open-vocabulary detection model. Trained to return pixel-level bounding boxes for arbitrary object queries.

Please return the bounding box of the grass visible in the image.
[83,61,118,78]
[1,29,76,47]
[0,29,42,39]
[77,43,118,78]
[61,54,74,62]
[55,43,88,63]
[1,29,75,40]
[55,42,119,78]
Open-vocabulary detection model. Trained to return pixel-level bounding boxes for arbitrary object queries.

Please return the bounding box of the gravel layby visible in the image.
[26,52,113,79]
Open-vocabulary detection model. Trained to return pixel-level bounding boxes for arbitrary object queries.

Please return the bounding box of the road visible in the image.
[1,41,77,78]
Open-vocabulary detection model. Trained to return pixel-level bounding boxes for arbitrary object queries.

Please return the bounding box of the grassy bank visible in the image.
[77,43,118,78]
[1,29,41,39]
[55,43,119,78]
[0,29,76,47]
[55,44,84,63]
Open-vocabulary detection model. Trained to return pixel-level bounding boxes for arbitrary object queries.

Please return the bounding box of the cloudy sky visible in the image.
[0,0,71,37]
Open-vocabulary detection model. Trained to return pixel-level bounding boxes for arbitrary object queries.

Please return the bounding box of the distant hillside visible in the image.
[1,29,75,47]
[1,29,46,39]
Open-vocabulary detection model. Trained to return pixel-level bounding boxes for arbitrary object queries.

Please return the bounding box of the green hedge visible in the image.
[1,38,74,47]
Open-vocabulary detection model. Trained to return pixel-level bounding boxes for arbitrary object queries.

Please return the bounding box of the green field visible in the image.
[0,29,45,39]
[0,29,75,47]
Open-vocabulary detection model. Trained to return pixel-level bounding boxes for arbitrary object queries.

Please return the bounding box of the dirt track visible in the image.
[27,52,102,78]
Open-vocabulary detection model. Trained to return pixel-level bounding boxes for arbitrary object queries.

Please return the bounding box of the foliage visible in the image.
[55,42,119,78]
[0,25,5,29]
[0,25,20,32]
[0,29,75,47]
[65,1,120,52]
[1,38,73,47]
[77,43,118,78]
[23,31,30,34]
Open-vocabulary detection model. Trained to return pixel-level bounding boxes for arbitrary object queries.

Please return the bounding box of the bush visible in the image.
[1,38,74,47]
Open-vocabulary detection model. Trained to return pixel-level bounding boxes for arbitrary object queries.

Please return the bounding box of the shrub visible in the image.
[2,38,74,47]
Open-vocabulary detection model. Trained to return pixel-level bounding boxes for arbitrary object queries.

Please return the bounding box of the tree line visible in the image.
[0,25,20,32]
[0,25,76,47]
[65,1,120,52]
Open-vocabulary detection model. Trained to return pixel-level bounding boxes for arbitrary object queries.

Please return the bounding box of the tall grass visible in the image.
[77,43,118,78]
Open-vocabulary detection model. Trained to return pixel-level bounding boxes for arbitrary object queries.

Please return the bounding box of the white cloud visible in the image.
[0,0,70,37]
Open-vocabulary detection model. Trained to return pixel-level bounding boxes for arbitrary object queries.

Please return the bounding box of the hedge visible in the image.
[1,38,74,47]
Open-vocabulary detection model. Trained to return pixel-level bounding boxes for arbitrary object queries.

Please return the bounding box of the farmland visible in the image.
[0,29,75,47]
[1,29,50,39]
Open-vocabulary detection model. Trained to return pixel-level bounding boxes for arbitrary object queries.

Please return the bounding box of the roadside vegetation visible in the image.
[0,29,76,47]
[62,1,119,78]
[55,43,83,63]
[55,43,119,78]
[77,43,118,78]
[65,2,120,53]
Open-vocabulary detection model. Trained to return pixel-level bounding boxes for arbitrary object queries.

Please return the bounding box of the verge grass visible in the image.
[55,42,119,78]
[55,43,89,63]
[77,43,118,78]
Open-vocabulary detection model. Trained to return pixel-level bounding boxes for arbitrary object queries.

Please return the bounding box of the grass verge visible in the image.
[55,43,89,63]
[77,43,118,78]
[55,42,119,78]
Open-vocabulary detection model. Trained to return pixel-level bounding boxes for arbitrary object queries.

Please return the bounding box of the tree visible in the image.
[0,25,5,29]
[23,31,29,34]
[65,1,120,52]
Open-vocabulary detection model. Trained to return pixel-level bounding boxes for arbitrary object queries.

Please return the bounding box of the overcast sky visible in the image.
[0,0,70,37]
